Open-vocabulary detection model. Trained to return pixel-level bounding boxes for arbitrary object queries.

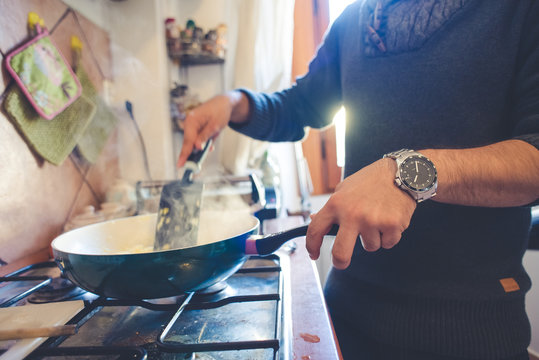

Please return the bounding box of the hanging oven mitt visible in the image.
[71,36,118,164]
[4,23,82,120]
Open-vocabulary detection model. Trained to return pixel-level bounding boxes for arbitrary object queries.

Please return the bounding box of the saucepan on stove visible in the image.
[51,212,338,299]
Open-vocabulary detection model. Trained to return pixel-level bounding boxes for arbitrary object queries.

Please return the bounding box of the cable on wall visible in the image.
[126,100,153,181]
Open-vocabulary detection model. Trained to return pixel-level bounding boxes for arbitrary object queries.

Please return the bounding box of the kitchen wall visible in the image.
[163,0,304,213]
[162,0,238,174]
[65,0,305,214]
[64,0,175,182]
[0,0,118,265]
[0,0,305,267]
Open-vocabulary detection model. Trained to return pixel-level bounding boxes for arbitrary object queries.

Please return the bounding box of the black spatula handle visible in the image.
[181,139,213,184]
[250,224,340,256]
[185,139,213,170]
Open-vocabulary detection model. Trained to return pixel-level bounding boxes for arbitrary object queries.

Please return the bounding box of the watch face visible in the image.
[399,155,437,191]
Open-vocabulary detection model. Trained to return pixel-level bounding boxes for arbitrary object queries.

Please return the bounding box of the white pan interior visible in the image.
[52,211,259,255]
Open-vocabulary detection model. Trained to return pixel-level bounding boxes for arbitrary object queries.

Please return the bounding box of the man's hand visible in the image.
[177,91,250,168]
[306,139,539,270]
[306,158,417,269]
[177,95,233,168]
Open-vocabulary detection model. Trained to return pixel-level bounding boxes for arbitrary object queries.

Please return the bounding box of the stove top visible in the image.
[0,253,292,359]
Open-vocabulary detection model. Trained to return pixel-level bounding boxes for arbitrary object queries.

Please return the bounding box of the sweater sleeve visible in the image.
[229,5,353,142]
[511,1,539,150]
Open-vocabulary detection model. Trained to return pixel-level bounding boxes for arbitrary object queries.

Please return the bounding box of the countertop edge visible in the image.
[264,216,342,360]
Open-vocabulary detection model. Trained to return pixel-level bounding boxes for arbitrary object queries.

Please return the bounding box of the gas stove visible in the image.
[0,252,292,359]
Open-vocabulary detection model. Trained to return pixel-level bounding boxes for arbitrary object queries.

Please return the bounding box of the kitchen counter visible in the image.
[263,216,342,360]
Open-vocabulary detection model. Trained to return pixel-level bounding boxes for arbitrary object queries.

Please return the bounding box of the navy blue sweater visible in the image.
[231,0,539,357]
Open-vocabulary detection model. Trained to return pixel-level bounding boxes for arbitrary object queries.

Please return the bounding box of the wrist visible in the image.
[383,149,438,202]
[226,90,250,124]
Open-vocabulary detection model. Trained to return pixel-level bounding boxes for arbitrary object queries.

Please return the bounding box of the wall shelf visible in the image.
[169,52,225,66]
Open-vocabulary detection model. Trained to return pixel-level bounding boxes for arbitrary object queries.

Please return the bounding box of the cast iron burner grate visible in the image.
[1,255,290,360]
[156,264,284,354]
[27,277,88,303]
[0,262,55,307]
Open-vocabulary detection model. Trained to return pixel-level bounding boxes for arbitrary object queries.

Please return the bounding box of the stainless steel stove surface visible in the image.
[0,253,292,360]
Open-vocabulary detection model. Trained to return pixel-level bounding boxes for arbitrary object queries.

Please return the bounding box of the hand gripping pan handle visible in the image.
[245,224,340,255]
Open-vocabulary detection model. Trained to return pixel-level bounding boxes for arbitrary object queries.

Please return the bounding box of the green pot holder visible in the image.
[3,83,96,165]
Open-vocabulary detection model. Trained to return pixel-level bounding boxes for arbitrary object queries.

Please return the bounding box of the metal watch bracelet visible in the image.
[383,149,438,202]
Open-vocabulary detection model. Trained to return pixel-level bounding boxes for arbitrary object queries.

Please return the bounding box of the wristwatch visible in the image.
[383,149,438,202]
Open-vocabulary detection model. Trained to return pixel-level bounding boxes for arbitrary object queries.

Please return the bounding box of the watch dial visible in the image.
[400,156,437,191]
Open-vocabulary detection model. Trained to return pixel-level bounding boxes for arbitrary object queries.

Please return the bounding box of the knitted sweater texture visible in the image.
[231,0,539,357]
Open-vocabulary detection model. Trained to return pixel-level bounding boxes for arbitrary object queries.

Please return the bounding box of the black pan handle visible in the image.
[247,224,340,256]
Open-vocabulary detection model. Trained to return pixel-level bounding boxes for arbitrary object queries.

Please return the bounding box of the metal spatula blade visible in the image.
[154,140,212,251]
[154,176,203,250]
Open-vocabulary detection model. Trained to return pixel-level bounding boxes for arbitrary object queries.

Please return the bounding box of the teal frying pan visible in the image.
[52,213,337,299]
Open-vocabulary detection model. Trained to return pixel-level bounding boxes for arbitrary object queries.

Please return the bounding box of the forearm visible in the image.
[421,139,539,207]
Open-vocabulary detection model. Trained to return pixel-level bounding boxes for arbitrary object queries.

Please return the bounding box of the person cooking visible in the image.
[177,0,539,359]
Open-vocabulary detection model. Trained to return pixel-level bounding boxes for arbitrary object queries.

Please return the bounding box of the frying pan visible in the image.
[51,213,337,299]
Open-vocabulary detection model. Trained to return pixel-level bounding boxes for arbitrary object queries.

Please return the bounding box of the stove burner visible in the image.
[27,277,87,303]
[192,281,229,302]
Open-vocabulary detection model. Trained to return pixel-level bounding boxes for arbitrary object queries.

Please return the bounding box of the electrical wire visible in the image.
[62,154,102,232]
[71,9,107,80]
[49,7,72,34]
[68,154,101,203]
[125,101,153,181]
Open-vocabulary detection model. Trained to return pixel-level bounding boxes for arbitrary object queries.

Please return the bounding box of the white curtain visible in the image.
[219,0,295,175]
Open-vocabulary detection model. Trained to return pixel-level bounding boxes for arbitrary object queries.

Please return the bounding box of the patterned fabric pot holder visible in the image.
[4,24,82,120]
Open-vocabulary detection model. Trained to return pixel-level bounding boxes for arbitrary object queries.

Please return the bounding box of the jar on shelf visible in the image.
[215,23,228,58]
[165,17,180,55]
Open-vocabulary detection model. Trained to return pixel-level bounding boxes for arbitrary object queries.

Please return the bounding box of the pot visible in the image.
[52,213,337,299]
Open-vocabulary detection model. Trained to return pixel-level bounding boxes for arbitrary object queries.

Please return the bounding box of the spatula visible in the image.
[154,140,212,251]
